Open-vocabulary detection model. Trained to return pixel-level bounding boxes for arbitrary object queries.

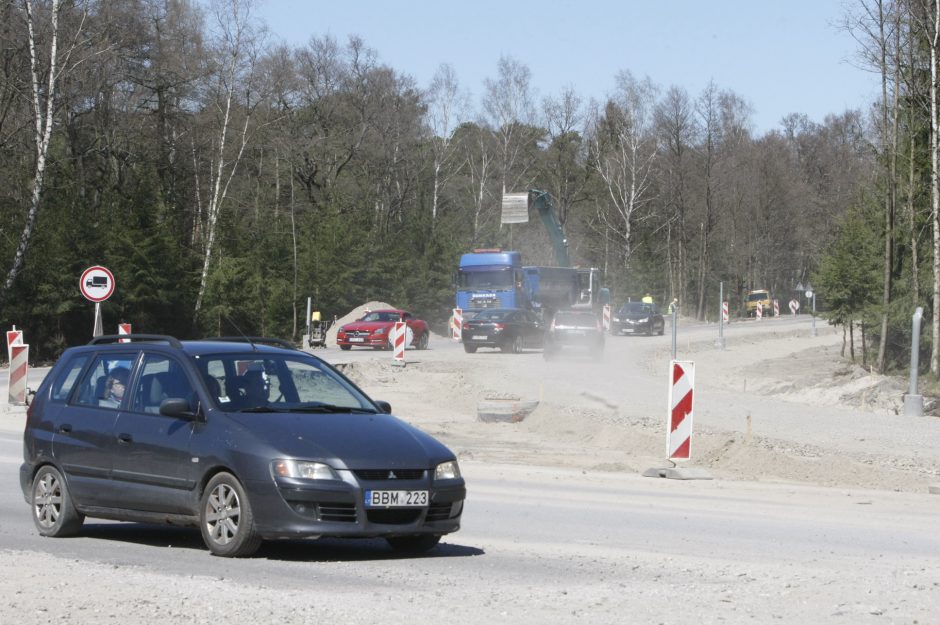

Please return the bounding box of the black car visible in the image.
[543,310,604,359]
[461,308,544,353]
[610,302,665,336]
[21,334,465,557]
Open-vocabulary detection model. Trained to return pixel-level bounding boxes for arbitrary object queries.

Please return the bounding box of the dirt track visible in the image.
[324,302,940,494]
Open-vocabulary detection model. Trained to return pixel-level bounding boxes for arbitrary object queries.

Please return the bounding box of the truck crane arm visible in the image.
[529,189,570,268]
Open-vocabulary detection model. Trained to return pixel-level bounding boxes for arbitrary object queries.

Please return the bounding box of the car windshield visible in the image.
[195,353,376,414]
[747,292,769,302]
[619,303,652,315]
[361,311,401,322]
[457,268,514,288]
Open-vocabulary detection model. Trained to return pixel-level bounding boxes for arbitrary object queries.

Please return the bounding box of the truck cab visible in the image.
[745,289,772,317]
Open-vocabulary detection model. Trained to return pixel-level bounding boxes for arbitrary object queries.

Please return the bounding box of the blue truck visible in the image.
[455,190,609,318]
[455,250,605,316]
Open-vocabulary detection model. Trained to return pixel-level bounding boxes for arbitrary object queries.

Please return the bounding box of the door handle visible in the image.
[117,433,133,444]
[58,424,72,434]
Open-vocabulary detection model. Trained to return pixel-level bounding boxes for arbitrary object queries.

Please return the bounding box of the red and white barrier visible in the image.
[451,308,463,341]
[721,301,729,323]
[7,327,28,405]
[602,304,611,331]
[755,302,763,320]
[773,299,779,317]
[393,321,406,362]
[667,361,694,460]
[118,322,132,343]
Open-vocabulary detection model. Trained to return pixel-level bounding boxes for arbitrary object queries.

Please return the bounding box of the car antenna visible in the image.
[223,313,257,351]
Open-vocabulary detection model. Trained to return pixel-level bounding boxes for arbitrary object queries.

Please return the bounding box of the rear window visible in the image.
[554,312,597,326]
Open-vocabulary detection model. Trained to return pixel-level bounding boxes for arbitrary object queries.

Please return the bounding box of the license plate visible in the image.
[349,337,365,342]
[365,490,429,508]
[472,335,487,340]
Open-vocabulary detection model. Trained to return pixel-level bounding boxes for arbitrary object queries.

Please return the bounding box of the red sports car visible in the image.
[336,309,430,351]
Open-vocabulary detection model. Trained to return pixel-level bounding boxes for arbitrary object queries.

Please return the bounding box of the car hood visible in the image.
[340,321,392,332]
[226,411,453,469]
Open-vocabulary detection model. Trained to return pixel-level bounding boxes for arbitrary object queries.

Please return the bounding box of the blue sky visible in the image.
[256,0,876,134]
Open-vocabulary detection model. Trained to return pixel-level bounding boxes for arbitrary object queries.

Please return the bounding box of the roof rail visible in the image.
[88,334,183,349]
[204,336,299,351]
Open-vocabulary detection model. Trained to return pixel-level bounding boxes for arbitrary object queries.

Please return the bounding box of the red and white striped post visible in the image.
[392,321,406,363]
[451,308,463,341]
[118,322,132,343]
[722,301,729,324]
[667,361,695,460]
[755,302,763,320]
[7,327,28,405]
[773,299,779,317]
[602,304,611,331]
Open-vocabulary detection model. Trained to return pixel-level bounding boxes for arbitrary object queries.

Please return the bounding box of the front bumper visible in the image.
[611,320,651,334]
[247,475,466,540]
[337,335,389,348]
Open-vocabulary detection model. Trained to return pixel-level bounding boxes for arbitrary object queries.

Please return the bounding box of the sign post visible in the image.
[80,266,115,338]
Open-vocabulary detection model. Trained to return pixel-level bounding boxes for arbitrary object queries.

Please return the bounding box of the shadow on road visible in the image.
[79,523,484,561]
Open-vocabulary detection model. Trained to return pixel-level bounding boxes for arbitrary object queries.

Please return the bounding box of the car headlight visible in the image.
[434,460,461,480]
[374,327,388,335]
[273,459,340,480]
[613,317,621,322]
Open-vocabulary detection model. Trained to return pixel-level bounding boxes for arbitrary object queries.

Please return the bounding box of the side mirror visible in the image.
[374,400,392,414]
[160,397,198,420]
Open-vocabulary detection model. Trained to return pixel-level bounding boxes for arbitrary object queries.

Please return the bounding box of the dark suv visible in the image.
[21,335,465,557]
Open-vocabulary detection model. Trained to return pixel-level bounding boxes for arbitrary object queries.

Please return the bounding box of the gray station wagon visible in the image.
[20,335,465,557]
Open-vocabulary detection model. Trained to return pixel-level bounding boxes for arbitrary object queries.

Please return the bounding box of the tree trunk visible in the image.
[931,0,940,376]
[0,0,62,306]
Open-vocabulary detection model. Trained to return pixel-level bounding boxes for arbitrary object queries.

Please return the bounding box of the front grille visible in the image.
[367,509,422,524]
[347,330,370,338]
[354,469,425,481]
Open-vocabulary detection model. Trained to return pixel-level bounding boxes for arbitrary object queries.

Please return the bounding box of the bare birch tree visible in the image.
[194,0,263,314]
[482,55,539,197]
[589,71,660,273]
[0,0,85,306]
[426,63,468,223]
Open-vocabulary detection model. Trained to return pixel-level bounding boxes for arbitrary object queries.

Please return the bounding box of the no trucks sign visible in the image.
[80,266,115,302]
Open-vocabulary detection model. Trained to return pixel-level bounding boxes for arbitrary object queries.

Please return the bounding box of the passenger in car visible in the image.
[99,367,130,408]
[241,370,269,407]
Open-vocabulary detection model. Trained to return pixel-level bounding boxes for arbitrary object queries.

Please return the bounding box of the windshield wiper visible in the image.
[286,403,376,413]
[236,405,287,413]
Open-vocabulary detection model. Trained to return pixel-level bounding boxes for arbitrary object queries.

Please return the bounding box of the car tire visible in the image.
[200,472,262,558]
[31,465,84,537]
[386,534,441,553]
[416,332,429,350]
[340,345,351,351]
[658,323,665,336]
[463,344,477,353]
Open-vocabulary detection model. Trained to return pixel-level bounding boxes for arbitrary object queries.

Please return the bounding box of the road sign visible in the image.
[80,266,115,302]
[721,301,729,323]
[789,299,800,314]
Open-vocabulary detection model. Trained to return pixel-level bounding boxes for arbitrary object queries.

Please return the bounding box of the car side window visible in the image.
[74,354,136,409]
[50,355,89,403]
[132,354,195,415]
